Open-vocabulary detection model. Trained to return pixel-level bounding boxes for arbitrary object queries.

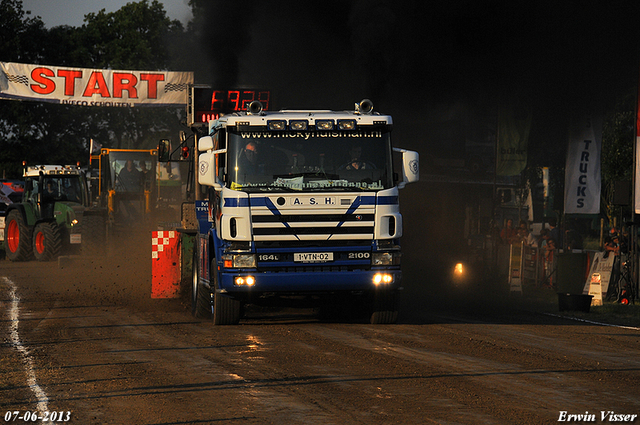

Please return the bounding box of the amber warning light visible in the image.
[192,88,271,124]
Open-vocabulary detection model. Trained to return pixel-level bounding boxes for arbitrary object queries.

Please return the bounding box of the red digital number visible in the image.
[241,91,256,110]
[258,91,270,110]
[199,113,220,123]
[210,90,224,110]
[227,90,240,110]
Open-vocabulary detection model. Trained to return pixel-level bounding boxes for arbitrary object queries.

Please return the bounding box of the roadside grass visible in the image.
[520,284,640,328]
[567,303,640,328]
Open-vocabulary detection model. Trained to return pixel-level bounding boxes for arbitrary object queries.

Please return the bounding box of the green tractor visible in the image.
[2,165,106,261]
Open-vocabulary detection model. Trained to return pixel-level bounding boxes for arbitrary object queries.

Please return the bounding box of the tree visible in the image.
[0,0,50,177]
[0,0,191,178]
[53,0,189,150]
[601,92,635,225]
[0,0,47,63]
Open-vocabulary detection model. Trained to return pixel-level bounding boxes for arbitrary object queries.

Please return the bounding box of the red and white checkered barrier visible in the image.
[152,231,177,259]
[151,230,180,298]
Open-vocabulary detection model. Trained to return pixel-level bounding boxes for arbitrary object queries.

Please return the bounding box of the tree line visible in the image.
[0,0,215,178]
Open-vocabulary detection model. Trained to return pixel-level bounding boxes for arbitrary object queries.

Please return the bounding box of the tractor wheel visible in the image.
[82,214,106,255]
[32,222,62,261]
[5,210,33,262]
[212,260,241,325]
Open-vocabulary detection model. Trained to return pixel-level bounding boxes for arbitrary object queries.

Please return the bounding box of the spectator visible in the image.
[603,234,622,300]
[538,228,549,249]
[603,235,618,258]
[548,217,562,248]
[518,221,537,247]
[545,238,556,258]
[542,235,557,288]
[500,218,518,245]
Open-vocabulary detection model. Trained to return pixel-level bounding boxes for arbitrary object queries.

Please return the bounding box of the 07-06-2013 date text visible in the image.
[4,411,71,422]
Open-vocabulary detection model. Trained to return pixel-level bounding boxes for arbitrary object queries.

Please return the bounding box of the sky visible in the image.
[13,1,640,162]
[21,0,192,27]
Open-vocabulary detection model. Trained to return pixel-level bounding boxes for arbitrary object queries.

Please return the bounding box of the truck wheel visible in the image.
[32,222,62,261]
[369,290,399,324]
[82,214,106,255]
[5,210,33,262]
[212,261,241,325]
[190,248,211,318]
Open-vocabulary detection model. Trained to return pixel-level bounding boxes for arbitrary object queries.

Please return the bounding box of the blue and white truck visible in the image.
[192,99,419,324]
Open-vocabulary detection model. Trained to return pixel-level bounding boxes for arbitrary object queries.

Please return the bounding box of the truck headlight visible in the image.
[234,276,255,286]
[372,252,401,266]
[231,254,256,268]
[373,273,394,285]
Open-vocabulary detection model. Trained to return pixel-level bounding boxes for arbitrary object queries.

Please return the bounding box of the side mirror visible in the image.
[393,148,419,189]
[198,136,214,152]
[158,139,170,162]
[198,149,222,190]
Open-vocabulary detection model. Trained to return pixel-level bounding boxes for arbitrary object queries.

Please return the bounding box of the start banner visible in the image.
[0,61,192,107]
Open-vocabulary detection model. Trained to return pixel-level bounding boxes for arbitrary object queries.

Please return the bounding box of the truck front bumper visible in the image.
[219,269,401,293]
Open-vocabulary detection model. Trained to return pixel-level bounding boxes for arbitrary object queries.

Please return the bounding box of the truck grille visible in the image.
[251,211,375,241]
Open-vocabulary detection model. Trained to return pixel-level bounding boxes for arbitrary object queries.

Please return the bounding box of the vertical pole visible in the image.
[493,110,499,272]
[194,133,202,201]
[633,63,640,297]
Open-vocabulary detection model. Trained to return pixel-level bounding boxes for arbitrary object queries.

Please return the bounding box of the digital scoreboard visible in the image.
[188,85,271,125]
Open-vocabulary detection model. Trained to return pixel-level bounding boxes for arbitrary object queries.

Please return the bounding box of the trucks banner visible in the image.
[564,113,602,214]
[636,77,640,214]
[0,61,192,107]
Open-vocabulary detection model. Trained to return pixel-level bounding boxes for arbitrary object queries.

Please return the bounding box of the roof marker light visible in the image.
[289,120,308,131]
[338,119,357,130]
[316,120,334,130]
[267,120,286,131]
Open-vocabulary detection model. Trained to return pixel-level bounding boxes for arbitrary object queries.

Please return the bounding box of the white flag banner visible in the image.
[636,135,640,214]
[564,114,601,214]
[0,184,14,205]
[0,61,193,107]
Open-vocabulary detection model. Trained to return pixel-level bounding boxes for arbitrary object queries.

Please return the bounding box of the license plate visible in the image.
[294,252,333,263]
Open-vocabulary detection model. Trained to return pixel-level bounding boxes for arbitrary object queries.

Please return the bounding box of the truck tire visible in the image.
[5,210,33,262]
[212,262,241,325]
[369,289,399,324]
[191,248,211,318]
[82,214,106,255]
[32,222,62,261]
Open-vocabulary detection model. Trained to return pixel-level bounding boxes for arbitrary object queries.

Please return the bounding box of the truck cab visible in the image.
[192,100,419,324]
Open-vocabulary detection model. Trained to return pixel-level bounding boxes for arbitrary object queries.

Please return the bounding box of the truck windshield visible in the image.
[32,176,85,205]
[227,128,393,192]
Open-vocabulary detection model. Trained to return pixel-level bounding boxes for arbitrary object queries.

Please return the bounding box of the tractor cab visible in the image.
[89,148,158,225]
[1,164,104,262]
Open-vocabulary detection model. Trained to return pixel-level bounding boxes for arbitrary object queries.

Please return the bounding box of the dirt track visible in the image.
[1,230,640,425]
